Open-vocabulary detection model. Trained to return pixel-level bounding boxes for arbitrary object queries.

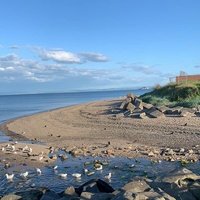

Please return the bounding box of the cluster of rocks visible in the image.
[113,93,200,119]
[1,168,200,200]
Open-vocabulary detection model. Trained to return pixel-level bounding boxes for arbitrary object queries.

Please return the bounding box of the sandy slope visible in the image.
[5,99,200,149]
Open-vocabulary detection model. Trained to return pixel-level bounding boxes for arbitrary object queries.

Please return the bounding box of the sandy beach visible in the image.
[1,98,200,166]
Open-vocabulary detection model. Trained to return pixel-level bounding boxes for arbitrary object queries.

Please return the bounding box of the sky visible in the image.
[0,0,200,94]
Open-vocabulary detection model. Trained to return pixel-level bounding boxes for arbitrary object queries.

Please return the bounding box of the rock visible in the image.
[133,98,143,110]
[40,190,61,200]
[126,103,135,113]
[80,192,114,200]
[63,186,76,196]
[127,93,135,100]
[148,151,155,157]
[49,154,57,160]
[120,98,131,110]
[75,179,114,195]
[159,168,200,187]
[15,189,43,200]
[195,111,200,117]
[142,102,154,110]
[146,108,164,118]
[165,107,183,115]
[1,194,22,200]
[122,178,151,193]
[156,106,169,113]
[139,112,147,119]
[179,110,194,117]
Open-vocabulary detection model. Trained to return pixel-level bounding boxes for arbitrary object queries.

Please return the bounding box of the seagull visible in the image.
[58,173,67,179]
[20,171,28,178]
[53,165,58,170]
[94,164,103,171]
[38,156,43,161]
[72,173,81,178]
[2,147,5,152]
[104,172,112,180]
[5,173,14,181]
[83,168,88,174]
[36,168,42,175]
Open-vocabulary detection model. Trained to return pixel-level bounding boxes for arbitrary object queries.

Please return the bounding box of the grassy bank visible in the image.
[140,82,200,108]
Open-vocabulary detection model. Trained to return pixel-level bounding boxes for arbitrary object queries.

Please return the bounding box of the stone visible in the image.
[142,102,154,110]
[146,108,164,118]
[139,112,147,119]
[80,192,114,200]
[165,107,183,115]
[159,168,200,187]
[156,106,169,113]
[133,98,143,110]
[1,194,22,200]
[120,98,131,110]
[122,178,151,193]
[15,190,43,200]
[127,93,135,100]
[126,103,135,113]
[179,110,194,117]
[63,186,76,196]
[75,179,114,195]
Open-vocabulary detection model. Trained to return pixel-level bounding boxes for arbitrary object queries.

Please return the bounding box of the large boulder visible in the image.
[146,107,164,118]
[75,179,114,196]
[133,98,143,110]
[126,103,136,113]
[15,190,43,200]
[1,194,22,200]
[158,168,200,187]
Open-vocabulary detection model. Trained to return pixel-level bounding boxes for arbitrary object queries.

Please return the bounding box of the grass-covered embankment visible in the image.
[140,82,200,108]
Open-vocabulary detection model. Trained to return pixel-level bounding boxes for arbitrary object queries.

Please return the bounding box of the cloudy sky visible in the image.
[0,0,200,94]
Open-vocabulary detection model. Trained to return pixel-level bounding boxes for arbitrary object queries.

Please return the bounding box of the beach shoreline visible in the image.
[0,98,200,167]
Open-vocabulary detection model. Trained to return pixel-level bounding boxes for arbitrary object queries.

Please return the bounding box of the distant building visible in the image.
[176,74,200,84]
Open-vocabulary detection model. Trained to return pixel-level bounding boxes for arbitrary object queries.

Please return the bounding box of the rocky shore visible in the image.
[1,167,200,200]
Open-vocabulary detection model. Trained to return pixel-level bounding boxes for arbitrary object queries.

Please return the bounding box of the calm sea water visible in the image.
[0,89,149,124]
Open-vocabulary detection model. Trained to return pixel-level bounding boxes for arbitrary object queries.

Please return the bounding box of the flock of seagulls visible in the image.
[2,142,112,183]
[5,164,112,182]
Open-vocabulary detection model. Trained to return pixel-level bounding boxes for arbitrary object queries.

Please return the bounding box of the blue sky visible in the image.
[0,0,200,94]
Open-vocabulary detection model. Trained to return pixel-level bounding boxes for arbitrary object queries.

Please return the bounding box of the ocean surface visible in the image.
[0,89,150,124]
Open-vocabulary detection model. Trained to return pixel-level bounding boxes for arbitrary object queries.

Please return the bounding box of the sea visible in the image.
[0,89,150,124]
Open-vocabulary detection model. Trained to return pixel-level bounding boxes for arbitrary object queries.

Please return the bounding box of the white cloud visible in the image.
[38,48,109,64]
[79,52,108,62]
[39,49,81,63]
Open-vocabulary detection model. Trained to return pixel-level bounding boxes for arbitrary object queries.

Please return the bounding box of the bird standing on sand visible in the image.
[5,173,14,181]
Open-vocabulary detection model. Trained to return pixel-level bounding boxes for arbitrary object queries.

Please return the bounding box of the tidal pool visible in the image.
[0,153,200,195]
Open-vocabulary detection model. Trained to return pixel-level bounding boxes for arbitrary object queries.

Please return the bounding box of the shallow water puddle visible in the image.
[0,155,200,195]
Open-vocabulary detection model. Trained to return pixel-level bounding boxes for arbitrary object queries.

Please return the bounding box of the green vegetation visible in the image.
[140,82,200,108]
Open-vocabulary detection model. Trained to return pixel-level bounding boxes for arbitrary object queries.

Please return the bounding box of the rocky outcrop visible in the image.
[116,93,197,119]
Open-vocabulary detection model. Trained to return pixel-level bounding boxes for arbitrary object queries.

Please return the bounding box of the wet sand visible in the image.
[1,99,200,166]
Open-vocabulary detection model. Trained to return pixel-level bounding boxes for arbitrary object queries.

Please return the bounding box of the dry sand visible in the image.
[1,99,200,166]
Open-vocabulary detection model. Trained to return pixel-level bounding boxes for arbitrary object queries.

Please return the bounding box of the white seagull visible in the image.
[58,173,67,179]
[5,173,14,181]
[72,173,82,179]
[20,171,29,178]
[36,168,42,175]
[104,172,112,180]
